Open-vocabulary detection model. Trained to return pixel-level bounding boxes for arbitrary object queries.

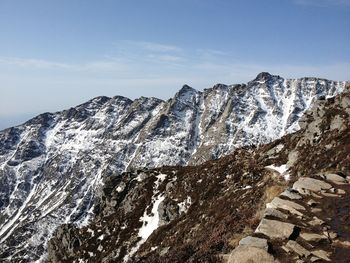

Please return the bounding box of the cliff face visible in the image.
[46,85,350,262]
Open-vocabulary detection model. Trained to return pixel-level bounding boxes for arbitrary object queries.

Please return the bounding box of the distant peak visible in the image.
[255,72,272,81]
[180,84,195,92]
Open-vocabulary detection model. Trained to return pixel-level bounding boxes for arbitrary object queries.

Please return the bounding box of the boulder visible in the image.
[228,246,279,263]
[321,173,347,184]
[280,189,302,200]
[285,240,311,257]
[239,236,269,251]
[293,177,332,194]
[267,197,305,216]
[255,219,295,239]
[308,216,325,226]
[300,232,328,242]
[311,250,331,261]
[264,208,288,219]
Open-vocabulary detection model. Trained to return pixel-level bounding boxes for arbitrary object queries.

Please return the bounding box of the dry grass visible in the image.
[228,226,253,248]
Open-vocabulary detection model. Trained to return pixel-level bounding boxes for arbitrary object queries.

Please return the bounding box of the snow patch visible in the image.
[178,196,192,214]
[266,164,290,181]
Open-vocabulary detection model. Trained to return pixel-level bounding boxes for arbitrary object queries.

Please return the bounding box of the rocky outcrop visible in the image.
[228,173,350,262]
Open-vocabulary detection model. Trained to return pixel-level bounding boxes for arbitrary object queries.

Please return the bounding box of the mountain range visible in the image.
[0,72,347,262]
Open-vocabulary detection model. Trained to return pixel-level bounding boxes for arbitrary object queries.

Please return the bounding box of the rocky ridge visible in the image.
[46,84,350,262]
[0,73,345,262]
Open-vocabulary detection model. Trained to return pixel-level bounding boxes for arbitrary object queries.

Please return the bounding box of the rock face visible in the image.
[0,74,347,262]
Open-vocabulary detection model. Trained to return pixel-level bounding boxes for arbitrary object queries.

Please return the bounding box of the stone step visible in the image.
[255,219,296,239]
[293,177,332,194]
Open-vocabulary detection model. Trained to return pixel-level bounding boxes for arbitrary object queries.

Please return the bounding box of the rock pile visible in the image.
[228,172,350,263]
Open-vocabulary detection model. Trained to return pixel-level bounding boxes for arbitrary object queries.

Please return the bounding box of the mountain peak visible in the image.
[180,84,196,93]
[255,72,273,81]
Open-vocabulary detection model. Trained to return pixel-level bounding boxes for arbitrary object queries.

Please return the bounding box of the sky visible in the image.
[0,0,349,129]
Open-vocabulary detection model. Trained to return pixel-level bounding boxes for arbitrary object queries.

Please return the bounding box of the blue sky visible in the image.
[0,0,349,129]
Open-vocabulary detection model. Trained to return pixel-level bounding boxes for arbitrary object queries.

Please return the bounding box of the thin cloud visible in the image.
[117,40,182,53]
[0,57,128,72]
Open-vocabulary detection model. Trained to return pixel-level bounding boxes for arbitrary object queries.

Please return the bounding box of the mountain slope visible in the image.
[47,84,350,263]
[0,73,346,262]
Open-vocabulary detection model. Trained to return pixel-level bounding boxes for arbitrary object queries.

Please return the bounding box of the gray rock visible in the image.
[321,192,340,197]
[255,219,295,239]
[311,250,331,261]
[228,246,278,263]
[337,189,346,195]
[308,216,325,226]
[310,256,321,262]
[264,208,288,219]
[239,236,269,251]
[293,177,332,194]
[285,240,311,257]
[322,173,347,184]
[267,197,305,216]
[280,189,302,200]
[300,232,328,242]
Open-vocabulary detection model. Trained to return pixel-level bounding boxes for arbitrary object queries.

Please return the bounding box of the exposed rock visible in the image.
[321,192,340,197]
[293,177,332,194]
[300,232,328,242]
[228,246,279,263]
[311,250,331,261]
[308,216,325,226]
[264,208,289,220]
[267,197,305,216]
[255,219,296,239]
[320,173,347,184]
[280,189,302,200]
[310,256,322,262]
[285,240,311,258]
[337,189,346,195]
[239,236,269,251]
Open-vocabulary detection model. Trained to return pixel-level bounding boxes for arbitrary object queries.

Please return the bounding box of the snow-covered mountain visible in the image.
[0,72,346,261]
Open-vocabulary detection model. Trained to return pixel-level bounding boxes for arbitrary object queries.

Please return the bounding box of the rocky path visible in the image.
[227,172,350,263]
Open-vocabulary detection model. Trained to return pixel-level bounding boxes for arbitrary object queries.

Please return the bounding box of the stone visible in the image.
[337,189,346,194]
[280,189,302,200]
[239,236,269,251]
[255,219,295,239]
[267,197,305,216]
[228,246,279,263]
[311,256,321,262]
[300,232,328,242]
[264,208,288,219]
[293,177,332,194]
[311,250,331,261]
[281,245,290,253]
[309,216,325,226]
[333,240,350,247]
[321,192,339,197]
[310,192,322,198]
[325,231,337,239]
[285,240,311,257]
[311,208,322,213]
[323,173,347,184]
